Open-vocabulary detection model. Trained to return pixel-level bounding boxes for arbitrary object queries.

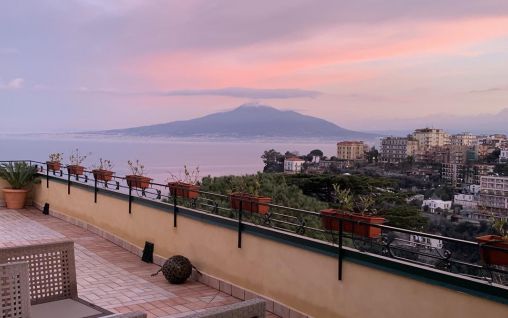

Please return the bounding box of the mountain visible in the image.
[99,104,377,139]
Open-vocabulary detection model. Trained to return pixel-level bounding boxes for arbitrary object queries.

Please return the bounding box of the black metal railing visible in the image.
[1,159,507,286]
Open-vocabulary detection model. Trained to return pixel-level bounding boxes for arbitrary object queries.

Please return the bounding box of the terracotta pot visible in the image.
[476,235,508,266]
[320,209,385,238]
[2,189,29,209]
[67,165,85,176]
[125,175,152,189]
[230,193,272,215]
[92,169,114,182]
[168,182,199,199]
[46,161,61,171]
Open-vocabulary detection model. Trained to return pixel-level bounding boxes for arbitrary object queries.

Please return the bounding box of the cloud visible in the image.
[469,86,508,94]
[0,78,24,90]
[160,87,321,99]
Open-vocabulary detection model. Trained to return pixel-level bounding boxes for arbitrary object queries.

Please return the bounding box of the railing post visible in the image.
[128,186,132,214]
[46,164,49,188]
[338,219,343,281]
[173,194,178,227]
[67,170,71,195]
[94,178,98,203]
[238,200,243,248]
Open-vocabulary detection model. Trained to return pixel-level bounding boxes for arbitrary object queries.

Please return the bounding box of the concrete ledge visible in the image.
[32,202,309,318]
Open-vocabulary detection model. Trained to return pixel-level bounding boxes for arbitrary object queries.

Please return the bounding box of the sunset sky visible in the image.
[1,0,508,133]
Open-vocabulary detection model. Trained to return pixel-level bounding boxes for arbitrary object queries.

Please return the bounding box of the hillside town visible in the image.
[276,128,508,223]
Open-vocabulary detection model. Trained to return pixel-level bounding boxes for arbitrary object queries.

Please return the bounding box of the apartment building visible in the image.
[450,132,477,146]
[380,136,418,163]
[442,163,495,189]
[413,128,450,151]
[337,141,365,161]
[479,176,508,214]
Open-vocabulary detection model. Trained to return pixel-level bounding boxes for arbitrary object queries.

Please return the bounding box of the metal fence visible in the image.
[1,159,507,285]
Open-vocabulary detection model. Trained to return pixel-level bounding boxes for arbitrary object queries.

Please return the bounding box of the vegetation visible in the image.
[69,148,90,166]
[93,158,114,171]
[127,160,146,176]
[494,163,508,176]
[200,173,327,211]
[48,152,64,163]
[0,162,40,189]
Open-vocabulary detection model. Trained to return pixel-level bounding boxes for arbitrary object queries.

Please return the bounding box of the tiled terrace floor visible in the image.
[0,207,279,318]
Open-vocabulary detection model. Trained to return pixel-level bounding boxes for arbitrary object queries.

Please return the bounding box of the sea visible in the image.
[0,134,340,182]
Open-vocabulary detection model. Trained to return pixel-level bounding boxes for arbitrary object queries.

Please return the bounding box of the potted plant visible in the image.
[126,160,152,189]
[167,165,200,199]
[320,185,385,238]
[229,176,272,215]
[92,158,114,182]
[46,153,63,171]
[0,162,39,209]
[67,148,90,176]
[476,218,508,266]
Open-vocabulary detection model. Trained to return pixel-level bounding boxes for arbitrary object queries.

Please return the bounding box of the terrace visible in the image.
[1,160,508,318]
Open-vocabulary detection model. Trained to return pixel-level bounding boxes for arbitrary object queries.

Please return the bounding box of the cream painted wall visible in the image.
[12,179,508,318]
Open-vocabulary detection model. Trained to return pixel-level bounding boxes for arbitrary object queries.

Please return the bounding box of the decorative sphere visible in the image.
[161,255,193,284]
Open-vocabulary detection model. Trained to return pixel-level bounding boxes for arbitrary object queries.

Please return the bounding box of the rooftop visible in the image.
[0,207,278,318]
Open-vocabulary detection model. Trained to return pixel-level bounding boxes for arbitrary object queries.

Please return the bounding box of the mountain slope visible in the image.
[100,104,377,139]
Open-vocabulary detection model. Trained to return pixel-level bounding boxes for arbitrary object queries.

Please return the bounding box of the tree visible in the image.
[366,147,379,163]
[379,205,428,231]
[494,164,508,176]
[261,149,284,173]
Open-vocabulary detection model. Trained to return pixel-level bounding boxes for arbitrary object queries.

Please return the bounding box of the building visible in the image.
[450,132,477,146]
[380,136,418,163]
[284,157,305,173]
[453,193,478,209]
[500,148,508,163]
[479,176,508,214]
[422,199,452,213]
[336,141,365,161]
[413,128,450,152]
[442,163,495,189]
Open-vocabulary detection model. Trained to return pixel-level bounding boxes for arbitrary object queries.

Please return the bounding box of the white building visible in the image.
[408,235,443,249]
[453,194,478,209]
[422,199,452,213]
[500,149,508,163]
[284,157,305,174]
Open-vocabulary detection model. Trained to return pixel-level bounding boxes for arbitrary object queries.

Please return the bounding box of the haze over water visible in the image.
[0,135,338,182]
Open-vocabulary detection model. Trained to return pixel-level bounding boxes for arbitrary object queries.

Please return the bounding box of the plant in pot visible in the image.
[229,176,272,215]
[167,165,200,199]
[320,184,385,238]
[126,160,152,189]
[92,158,114,182]
[476,218,508,266]
[67,148,90,176]
[46,152,64,171]
[0,162,40,209]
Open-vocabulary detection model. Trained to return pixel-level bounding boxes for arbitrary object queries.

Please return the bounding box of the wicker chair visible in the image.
[183,298,266,318]
[0,240,146,318]
[0,262,31,318]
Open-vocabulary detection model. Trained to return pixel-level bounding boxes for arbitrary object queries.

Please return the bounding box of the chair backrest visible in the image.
[0,240,78,305]
[0,262,31,318]
[184,298,266,318]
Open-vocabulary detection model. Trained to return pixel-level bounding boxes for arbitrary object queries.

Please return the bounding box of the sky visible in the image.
[1,0,508,133]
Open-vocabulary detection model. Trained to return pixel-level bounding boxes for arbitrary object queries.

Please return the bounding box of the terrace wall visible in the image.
[2,177,507,317]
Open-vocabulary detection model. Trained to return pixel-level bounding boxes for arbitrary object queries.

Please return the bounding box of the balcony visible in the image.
[1,160,508,318]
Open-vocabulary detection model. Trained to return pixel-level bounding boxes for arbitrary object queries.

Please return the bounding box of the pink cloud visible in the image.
[124,16,508,90]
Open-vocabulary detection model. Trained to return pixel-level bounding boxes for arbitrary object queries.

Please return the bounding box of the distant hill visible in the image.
[98,104,377,139]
